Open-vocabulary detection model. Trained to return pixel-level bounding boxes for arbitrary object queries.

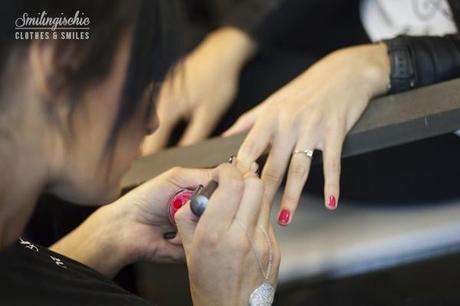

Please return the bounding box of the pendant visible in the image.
[249,281,275,306]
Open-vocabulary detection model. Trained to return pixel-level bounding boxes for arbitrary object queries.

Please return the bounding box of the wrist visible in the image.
[50,204,131,278]
[100,202,140,266]
[356,43,391,96]
[333,43,390,98]
[201,27,256,71]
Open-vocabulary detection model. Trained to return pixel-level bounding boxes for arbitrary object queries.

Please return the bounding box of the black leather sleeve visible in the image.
[386,34,460,93]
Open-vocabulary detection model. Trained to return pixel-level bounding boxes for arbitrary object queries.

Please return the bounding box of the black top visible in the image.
[0,239,152,306]
[188,0,282,39]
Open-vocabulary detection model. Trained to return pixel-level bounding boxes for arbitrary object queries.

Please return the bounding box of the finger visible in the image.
[323,128,345,210]
[134,167,213,200]
[142,82,183,155]
[198,163,244,233]
[236,119,273,173]
[142,118,178,155]
[278,135,317,226]
[259,132,296,228]
[261,132,296,204]
[178,106,219,146]
[222,107,259,137]
[175,202,198,255]
[161,167,214,189]
[148,239,185,264]
[233,172,264,229]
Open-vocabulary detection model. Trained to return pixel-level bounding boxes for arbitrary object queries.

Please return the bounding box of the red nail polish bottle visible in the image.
[168,189,194,225]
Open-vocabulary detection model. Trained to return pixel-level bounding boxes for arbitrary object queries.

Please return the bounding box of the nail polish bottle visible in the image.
[168,188,194,225]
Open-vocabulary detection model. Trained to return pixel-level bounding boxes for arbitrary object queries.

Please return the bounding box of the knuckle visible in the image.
[279,112,294,129]
[226,178,244,194]
[326,159,340,174]
[239,140,260,159]
[263,168,282,185]
[167,166,183,177]
[216,163,231,172]
[199,231,221,249]
[228,235,252,255]
[304,110,322,128]
[245,176,264,191]
[324,117,341,131]
[290,162,309,179]
[283,194,299,208]
[216,163,236,178]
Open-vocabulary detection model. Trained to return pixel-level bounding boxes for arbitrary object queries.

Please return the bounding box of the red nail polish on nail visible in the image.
[278,209,291,225]
[327,195,337,209]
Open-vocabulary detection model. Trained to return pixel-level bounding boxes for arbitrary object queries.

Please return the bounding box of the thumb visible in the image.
[174,202,198,255]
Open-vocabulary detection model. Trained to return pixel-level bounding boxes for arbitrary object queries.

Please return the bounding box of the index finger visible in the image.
[198,163,245,234]
[131,167,213,201]
[236,119,273,173]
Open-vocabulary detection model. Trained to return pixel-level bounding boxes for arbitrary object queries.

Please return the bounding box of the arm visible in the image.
[50,204,131,278]
[192,26,257,74]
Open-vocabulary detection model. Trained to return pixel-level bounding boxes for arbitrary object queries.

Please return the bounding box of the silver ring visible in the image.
[293,149,314,159]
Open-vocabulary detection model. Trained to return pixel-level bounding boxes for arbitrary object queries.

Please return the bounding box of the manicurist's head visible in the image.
[0,0,181,244]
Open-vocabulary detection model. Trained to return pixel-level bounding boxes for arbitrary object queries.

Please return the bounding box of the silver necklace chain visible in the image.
[233,219,276,305]
[234,219,273,280]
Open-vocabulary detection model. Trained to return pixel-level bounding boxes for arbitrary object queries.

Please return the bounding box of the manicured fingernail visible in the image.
[278,208,291,226]
[163,232,177,240]
[327,195,337,210]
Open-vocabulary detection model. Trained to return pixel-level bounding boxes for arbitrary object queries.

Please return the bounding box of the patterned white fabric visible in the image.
[361,0,457,42]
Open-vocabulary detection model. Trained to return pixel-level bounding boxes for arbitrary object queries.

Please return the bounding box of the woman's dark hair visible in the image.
[0,0,185,150]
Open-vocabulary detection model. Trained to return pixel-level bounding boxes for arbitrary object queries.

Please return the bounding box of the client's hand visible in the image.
[51,167,213,277]
[224,43,390,225]
[175,163,281,306]
[142,27,256,155]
